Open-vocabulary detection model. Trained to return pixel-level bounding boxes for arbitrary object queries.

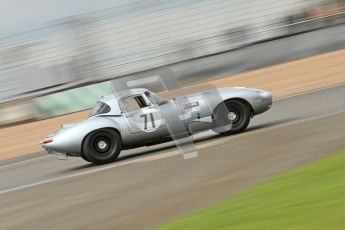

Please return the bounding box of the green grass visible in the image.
[156,150,345,230]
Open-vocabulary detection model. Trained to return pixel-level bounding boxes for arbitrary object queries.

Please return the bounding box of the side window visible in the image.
[120,95,149,112]
[89,102,111,117]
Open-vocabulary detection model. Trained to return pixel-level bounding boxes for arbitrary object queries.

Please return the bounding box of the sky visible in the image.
[0,0,130,38]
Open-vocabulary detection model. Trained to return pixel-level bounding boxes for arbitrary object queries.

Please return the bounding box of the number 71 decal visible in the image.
[140,113,156,130]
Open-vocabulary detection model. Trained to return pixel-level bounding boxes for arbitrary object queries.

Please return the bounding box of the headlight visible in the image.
[234,87,246,90]
[258,91,271,97]
[253,89,271,97]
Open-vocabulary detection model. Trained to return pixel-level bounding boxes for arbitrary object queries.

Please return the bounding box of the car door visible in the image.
[177,93,212,122]
[119,94,171,138]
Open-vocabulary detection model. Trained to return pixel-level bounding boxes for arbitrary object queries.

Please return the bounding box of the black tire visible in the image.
[80,154,92,163]
[212,100,250,135]
[82,128,122,164]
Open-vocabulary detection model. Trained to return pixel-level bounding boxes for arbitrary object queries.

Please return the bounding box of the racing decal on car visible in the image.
[131,108,162,133]
[183,101,199,109]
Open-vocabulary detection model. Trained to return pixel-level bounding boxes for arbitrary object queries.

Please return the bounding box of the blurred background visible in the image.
[1,0,345,126]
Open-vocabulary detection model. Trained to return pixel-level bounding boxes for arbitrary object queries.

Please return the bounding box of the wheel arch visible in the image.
[213,98,254,117]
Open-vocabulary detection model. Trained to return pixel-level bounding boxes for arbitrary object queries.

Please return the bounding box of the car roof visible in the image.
[116,88,148,98]
[97,88,148,115]
[100,88,148,101]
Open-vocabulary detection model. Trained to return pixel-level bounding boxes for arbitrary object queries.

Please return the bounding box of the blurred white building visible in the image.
[0,0,315,102]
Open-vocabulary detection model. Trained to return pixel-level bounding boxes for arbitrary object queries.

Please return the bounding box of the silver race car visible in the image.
[41,87,272,164]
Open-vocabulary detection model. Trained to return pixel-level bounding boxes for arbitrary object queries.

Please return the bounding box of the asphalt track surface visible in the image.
[1,84,345,229]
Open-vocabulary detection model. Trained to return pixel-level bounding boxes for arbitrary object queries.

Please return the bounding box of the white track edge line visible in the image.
[274,82,345,101]
[0,155,49,169]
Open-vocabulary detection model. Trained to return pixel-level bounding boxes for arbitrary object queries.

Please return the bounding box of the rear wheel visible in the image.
[82,128,122,164]
[212,100,250,135]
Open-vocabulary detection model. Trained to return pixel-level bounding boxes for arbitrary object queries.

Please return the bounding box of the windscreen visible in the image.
[145,91,166,105]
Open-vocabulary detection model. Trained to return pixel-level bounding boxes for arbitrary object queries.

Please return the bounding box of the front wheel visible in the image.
[212,100,251,135]
[82,128,122,164]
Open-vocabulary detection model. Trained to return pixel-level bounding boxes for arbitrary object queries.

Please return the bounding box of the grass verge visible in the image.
[156,149,345,230]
